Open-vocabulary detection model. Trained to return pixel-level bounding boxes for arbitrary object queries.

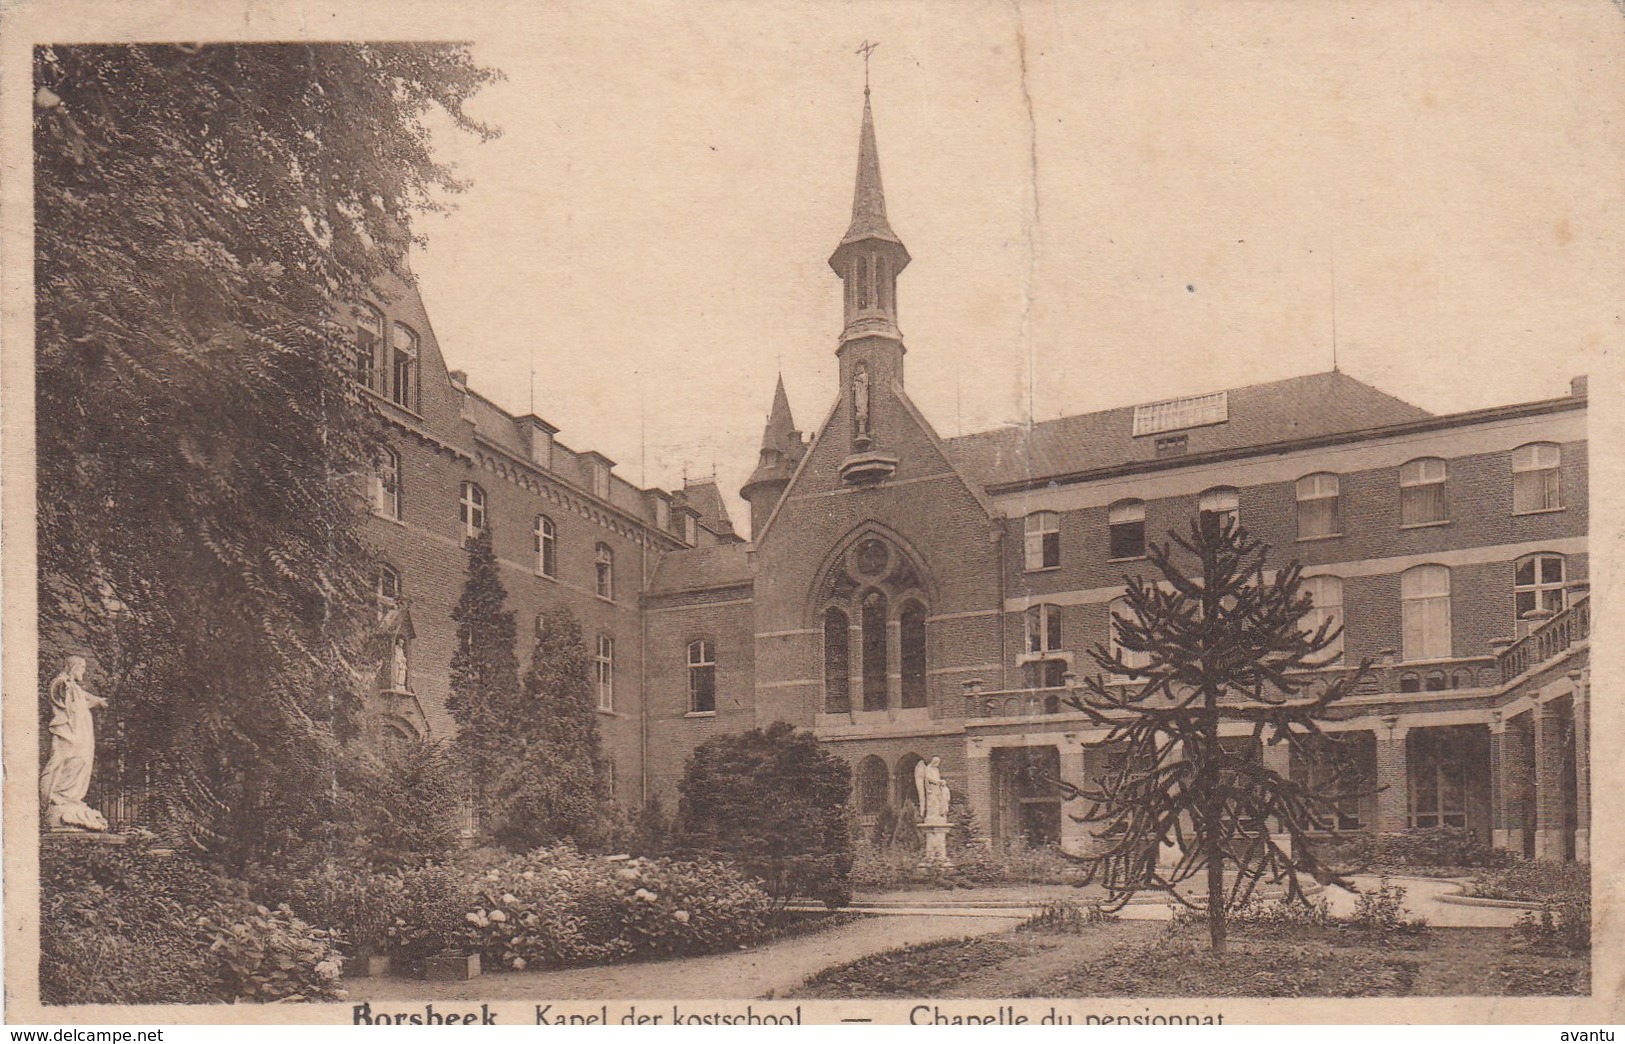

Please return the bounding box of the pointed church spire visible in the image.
[740,374,805,540]
[840,91,905,250]
[761,373,796,452]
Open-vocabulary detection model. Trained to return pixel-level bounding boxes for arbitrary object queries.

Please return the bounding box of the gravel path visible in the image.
[349,913,1022,1001]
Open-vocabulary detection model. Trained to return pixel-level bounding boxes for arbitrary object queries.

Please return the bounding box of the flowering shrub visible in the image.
[196,902,346,1002]
[465,844,772,970]
[385,864,479,970]
[271,860,410,956]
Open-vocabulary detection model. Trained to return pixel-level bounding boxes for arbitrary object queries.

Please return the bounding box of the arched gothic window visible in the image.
[861,590,888,712]
[900,601,928,709]
[819,533,929,715]
[823,607,851,714]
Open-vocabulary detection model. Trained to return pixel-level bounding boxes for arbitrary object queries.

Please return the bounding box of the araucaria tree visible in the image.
[1062,517,1371,953]
[34,44,498,862]
[447,529,523,835]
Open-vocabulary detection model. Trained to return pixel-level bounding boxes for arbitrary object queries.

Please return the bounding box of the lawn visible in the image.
[788,921,1588,999]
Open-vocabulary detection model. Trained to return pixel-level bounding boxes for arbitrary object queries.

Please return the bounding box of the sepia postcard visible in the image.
[3,0,1622,1028]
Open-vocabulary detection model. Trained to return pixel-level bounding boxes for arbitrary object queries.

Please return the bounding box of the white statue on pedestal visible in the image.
[40,656,109,832]
[913,756,954,868]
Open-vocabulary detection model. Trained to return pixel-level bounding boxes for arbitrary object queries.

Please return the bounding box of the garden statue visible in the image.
[914,756,954,869]
[40,656,109,832]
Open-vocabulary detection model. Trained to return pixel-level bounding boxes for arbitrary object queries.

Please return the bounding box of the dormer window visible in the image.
[683,513,698,546]
[655,498,670,532]
[390,322,419,410]
[1132,391,1228,437]
[591,460,610,500]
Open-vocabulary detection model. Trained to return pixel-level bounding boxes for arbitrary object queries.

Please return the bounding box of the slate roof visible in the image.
[676,480,738,539]
[647,542,753,595]
[942,371,1432,491]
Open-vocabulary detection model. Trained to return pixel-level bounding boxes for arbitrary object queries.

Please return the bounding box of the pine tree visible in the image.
[447,528,521,836]
[1062,516,1372,953]
[33,44,499,863]
[495,607,608,851]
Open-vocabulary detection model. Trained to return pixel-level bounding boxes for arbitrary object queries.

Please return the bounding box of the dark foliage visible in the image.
[674,722,855,908]
[34,43,499,864]
[340,739,466,869]
[1060,516,1371,951]
[446,528,522,839]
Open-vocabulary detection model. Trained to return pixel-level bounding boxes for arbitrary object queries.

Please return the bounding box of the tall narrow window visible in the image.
[900,601,927,709]
[376,564,401,617]
[1296,473,1341,540]
[1024,511,1060,570]
[877,256,892,313]
[355,304,383,390]
[535,515,557,577]
[823,607,851,713]
[391,322,419,410]
[459,482,485,541]
[1024,604,1064,654]
[1514,553,1566,634]
[595,543,614,600]
[688,639,716,714]
[1109,597,1152,673]
[1401,564,1452,661]
[371,448,401,520]
[1198,487,1239,537]
[1512,443,1562,514]
[1107,499,1146,560]
[1399,458,1447,526]
[1300,574,1345,663]
[857,255,871,310]
[595,634,614,711]
[861,591,888,711]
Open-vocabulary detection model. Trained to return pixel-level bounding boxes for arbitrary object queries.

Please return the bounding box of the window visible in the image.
[1107,499,1146,560]
[876,255,892,313]
[595,544,614,600]
[459,482,485,541]
[655,498,670,532]
[683,513,698,546]
[371,448,401,520]
[1300,574,1344,663]
[856,255,871,311]
[1512,443,1561,513]
[1401,564,1452,661]
[390,322,419,410]
[1198,486,1239,537]
[900,601,927,709]
[591,461,611,500]
[1399,458,1447,526]
[376,564,401,616]
[535,516,557,577]
[594,634,615,711]
[823,607,851,713]
[861,590,888,711]
[857,756,888,815]
[355,304,383,390]
[1296,473,1341,540]
[1025,604,1064,654]
[1514,553,1566,634]
[1409,728,1471,829]
[1024,511,1060,570]
[1109,597,1152,674]
[687,639,716,714]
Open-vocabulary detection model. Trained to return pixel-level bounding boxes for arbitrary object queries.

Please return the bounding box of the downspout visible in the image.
[639,536,650,808]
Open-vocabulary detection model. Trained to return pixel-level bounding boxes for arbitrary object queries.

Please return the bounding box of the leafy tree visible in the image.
[340,739,465,869]
[446,528,522,835]
[674,722,854,909]
[33,43,500,863]
[1060,516,1371,953]
[494,607,609,851]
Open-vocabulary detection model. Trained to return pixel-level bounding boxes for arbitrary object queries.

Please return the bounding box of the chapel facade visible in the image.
[359,88,1591,862]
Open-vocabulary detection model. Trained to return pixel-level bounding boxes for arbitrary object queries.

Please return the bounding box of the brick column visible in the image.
[1260,740,1293,858]
[1488,713,1510,851]
[963,738,993,847]
[1571,670,1590,863]
[1374,720,1410,834]
[1058,734,1093,856]
[1533,699,1567,862]
[1497,712,1533,854]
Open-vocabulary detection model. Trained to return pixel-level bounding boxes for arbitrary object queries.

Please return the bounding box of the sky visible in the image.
[404,1,1624,527]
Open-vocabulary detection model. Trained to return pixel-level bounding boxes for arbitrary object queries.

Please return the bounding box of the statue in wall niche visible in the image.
[852,366,871,439]
[914,755,951,823]
[40,656,109,832]
[390,637,410,691]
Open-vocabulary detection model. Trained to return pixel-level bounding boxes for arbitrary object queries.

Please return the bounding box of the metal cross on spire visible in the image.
[856,40,879,93]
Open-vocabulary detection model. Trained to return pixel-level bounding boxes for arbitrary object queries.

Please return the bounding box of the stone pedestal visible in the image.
[918,818,954,869]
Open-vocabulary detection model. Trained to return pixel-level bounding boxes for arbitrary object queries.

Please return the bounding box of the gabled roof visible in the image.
[943,371,1432,491]
[676,480,738,539]
[646,543,752,595]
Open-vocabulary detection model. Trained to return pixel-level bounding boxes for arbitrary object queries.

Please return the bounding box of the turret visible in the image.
[740,375,805,539]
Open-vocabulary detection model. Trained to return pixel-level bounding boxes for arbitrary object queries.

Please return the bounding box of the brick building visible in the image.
[365,89,1590,861]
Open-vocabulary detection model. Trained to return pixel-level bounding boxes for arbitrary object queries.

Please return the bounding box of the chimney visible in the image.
[1571,375,1588,398]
